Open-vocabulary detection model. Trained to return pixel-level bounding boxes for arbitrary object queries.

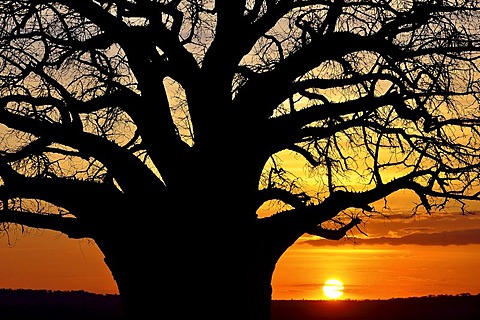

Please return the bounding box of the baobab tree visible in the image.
[1,0,480,319]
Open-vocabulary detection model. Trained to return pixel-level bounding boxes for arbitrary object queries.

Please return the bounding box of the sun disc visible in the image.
[322,279,344,299]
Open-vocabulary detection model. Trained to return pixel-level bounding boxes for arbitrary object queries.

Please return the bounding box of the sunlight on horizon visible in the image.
[323,279,344,299]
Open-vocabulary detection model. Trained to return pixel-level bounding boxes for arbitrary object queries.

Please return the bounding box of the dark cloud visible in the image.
[301,229,480,247]
[400,227,435,233]
[368,211,480,222]
[352,212,480,240]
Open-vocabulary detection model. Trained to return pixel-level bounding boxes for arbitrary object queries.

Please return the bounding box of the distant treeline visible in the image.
[273,293,480,320]
[1,289,480,320]
[0,289,124,320]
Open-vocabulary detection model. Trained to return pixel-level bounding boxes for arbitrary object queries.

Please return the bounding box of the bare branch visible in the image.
[307,217,362,240]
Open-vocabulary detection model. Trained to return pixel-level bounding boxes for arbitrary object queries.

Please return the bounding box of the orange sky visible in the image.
[273,212,480,300]
[1,204,480,301]
[0,230,116,294]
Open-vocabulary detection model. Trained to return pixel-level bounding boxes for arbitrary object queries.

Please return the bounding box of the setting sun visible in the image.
[323,279,344,299]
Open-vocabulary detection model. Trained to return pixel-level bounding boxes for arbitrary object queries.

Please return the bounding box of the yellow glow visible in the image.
[323,279,344,299]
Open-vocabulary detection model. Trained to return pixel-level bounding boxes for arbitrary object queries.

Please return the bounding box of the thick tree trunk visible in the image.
[97,225,276,320]
[93,156,278,319]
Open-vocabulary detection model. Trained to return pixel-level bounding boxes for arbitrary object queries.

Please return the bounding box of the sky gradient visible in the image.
[273,211,480,300]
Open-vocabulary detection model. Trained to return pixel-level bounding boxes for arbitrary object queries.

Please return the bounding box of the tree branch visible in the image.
[256,187,310,209]
[0,170,123,220]
[306,217,362,240]
[260,169,457,250]
[0,107,164,194]
[0,209,91,239]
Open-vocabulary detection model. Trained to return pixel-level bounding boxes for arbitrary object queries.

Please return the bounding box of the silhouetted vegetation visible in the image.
[1,289,479,320]
[0,289,124,320]
[273,294,480,320]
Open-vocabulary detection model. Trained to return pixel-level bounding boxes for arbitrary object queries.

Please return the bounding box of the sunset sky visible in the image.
[273,210,480,300]
[1,194,480,301]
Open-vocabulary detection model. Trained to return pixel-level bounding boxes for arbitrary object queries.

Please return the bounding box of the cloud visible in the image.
[301,228,480,247]
[368,211,480,222]
[400,227,434,233]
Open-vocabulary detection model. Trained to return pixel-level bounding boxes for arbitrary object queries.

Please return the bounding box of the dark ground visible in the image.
[1,289,479,320]
[272,295,480,320]
[0,289,124,320]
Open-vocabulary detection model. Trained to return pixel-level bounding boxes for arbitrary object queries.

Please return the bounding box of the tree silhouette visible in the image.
[1,1,480,319]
